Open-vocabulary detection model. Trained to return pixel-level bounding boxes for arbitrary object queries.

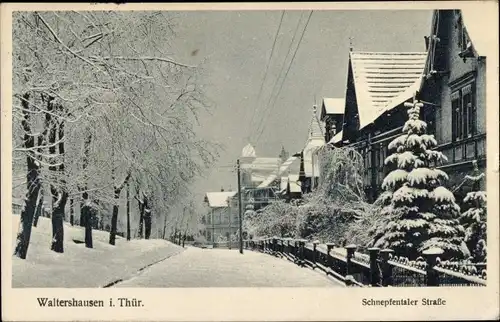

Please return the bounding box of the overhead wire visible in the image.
[246,10,286,143]
[250,11,305,143]
[254,10,314,146]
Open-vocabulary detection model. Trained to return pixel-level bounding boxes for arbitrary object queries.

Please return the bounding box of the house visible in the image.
[298,105,326,193]
[329,8,487,201]
[285,174,302,202]
[238,144,300,210]
[418,8,487,198]
[202,190,238,243]
[239,143,282,189]
[320,98,345,143]
[337,50,427,200]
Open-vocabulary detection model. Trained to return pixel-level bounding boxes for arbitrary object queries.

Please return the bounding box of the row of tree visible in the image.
[244,100,487,263]
[12,11,218,259]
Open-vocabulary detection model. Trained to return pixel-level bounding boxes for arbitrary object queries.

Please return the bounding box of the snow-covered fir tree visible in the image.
[460,161,487,262]
[372,100,467,260]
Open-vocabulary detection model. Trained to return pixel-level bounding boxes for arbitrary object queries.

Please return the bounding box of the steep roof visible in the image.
[280,176,288,192]
[321,98,345,119]
[205,191,237,208]
[302,106,325,176]
[308,105,324,139]
[327,130,343,145]
[350,51,427,129]
[287,174,302,193]
[257,155,299,188]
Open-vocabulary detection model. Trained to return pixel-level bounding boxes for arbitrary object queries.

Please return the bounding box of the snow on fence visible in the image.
[243,237,487,287]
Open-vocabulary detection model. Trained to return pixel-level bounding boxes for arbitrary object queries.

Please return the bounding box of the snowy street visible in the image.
[113,247,343,287]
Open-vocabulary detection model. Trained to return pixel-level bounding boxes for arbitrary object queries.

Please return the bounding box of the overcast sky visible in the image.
[168,10,433,206]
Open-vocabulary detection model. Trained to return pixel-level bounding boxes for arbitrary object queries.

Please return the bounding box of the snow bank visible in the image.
[11,214,184,288]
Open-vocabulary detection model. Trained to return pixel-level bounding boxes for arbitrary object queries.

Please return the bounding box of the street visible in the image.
[113,247,342,287]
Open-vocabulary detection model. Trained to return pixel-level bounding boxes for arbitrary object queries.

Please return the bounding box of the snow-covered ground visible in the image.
[114,247,343,287]
[11,214,184,288]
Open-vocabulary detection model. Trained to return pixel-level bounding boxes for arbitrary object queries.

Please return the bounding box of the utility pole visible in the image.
[228,197,232,250]
[126,181,130,241]
[237,159,244,254]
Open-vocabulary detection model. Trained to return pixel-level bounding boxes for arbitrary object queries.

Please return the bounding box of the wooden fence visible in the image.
[244,237,487,287]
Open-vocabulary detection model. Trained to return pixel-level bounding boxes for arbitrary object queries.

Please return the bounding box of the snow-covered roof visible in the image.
[280,176,288,192]
[257,156,299,188]
[251,173,269,183]
[327,130,343,145]
[302,106,326,176]
[205,191,237,208]
[322,98,345,116]
[287,174,302,193]
[241,143,256,158]
[460,7,490,57]
[350,51,427,129]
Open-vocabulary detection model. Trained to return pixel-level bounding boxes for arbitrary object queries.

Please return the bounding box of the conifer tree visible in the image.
[372,100,467,260]
[460,161,487,262]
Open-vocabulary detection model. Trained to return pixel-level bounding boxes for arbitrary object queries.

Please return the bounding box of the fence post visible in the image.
[272,236,278,256]
[286,239,291,257]
[277,238,283,257]
[345,244,357,276]
[326,242,335,274]
[293,240,299,263]
[368,247,381,286]
[379,249,394,286]
[298,239,307,267]
[423,247,444,287]
[312,240,320,269]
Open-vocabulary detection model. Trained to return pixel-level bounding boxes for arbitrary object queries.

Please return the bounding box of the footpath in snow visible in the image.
[11,214,184,288]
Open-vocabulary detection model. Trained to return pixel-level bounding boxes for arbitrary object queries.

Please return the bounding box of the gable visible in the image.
[350,51,427,129]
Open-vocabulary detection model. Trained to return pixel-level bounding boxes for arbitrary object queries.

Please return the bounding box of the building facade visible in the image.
[419,9,487,199]
[202,190,238,243]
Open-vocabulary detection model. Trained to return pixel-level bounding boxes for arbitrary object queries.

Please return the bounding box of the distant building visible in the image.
[298,105,325,193]
[202,190,238,243]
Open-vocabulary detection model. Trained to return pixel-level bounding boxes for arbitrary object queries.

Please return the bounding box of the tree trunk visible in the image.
[143,196,151,240]
[50,102,67,253]
[14,93,40,259]
[109,189,121,246]
[69,198,74,226]
[109,173,131,245]
[162,214,168,239]
[50,191,67,253]
[126,181,131,241]
[85,206,93,248]
[79,202,86,227]
[81,131,92,245]
[32,101,51,228]
[137,195,144,238]
[80,193,93,248]
[33,188,44,227]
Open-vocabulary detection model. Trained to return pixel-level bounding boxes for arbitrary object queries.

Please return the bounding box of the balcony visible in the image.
[435,133,486,168]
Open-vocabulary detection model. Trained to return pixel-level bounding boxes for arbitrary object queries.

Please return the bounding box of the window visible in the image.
[451,83,477,141]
